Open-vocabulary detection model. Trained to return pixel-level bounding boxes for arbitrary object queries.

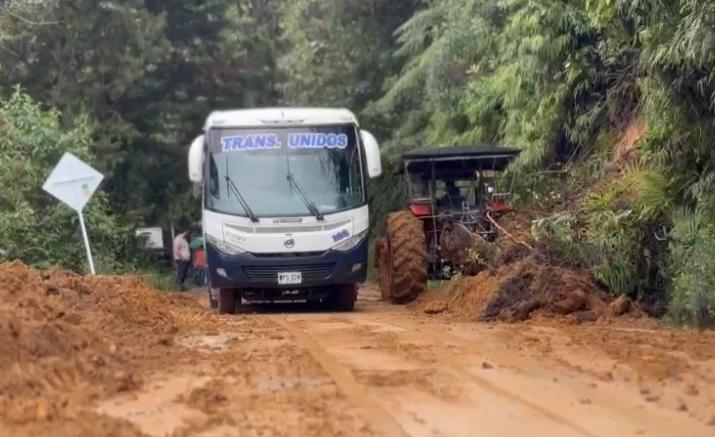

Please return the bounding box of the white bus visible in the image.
[188,108,381,313]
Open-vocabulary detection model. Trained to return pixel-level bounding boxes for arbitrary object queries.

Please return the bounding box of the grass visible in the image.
[428,280,447,290]
[136,268,177,291]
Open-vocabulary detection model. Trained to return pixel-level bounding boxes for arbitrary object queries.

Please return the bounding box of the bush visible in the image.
[668,210,715,327]
[0,90,133,273]
[530,163,670,299]
[579,165,667,294]
[581,208,641,296]
[531,212,584,266]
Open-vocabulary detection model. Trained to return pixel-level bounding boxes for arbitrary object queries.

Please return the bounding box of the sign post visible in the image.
[77,211,96,275]
[42,152,104,275]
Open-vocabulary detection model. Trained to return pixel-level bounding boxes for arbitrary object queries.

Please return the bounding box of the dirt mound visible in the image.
[480,257,611,322]
[416,256,644,324]
[417,270,503,320]
[415,206,649,324]
[0,261,211,426]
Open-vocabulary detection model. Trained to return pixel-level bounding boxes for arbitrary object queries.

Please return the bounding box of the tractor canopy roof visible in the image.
[399,145,520,177]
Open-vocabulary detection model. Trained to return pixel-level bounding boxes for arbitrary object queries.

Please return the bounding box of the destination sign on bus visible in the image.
[220,132,349,152]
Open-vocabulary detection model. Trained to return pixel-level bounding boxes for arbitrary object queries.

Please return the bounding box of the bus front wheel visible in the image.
[218,288,240,314]
[332,284,357,312]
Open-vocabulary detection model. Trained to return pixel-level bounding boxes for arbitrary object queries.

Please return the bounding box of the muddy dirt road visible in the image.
[2,267,715,437]
[97,291,715,437]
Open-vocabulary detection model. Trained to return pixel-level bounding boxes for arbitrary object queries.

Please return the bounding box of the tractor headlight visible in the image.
[206,235,245,256]
[333,230,367,252]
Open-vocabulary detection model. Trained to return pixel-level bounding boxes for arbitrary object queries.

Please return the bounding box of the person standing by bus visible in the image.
[173,229,192,290]
[190,235,207,286]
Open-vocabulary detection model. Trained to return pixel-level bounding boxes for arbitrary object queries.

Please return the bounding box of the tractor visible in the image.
[375,145,521,303]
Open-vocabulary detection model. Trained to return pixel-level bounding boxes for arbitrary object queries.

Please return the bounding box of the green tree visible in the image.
[1,0,283,231]
[0,90,131,272]
[278,0,418,113]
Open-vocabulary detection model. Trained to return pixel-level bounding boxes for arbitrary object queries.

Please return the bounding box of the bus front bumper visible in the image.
[206,239,368,291]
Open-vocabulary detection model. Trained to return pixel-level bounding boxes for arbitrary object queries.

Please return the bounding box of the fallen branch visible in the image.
[486,211,534,251]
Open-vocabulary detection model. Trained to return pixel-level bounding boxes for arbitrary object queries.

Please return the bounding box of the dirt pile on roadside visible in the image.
[0,261,210,425]
[479,257,612,322]
[418,270,502,319]
[417,206,649,324]
[418,254,644,324]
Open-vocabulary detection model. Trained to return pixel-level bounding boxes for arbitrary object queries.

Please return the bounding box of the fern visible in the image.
[669,209,715,327]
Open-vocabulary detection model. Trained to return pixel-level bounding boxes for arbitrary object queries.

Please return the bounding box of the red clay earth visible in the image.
[0,261,214,434]
[2,261,714,436]
[415,209,649,326]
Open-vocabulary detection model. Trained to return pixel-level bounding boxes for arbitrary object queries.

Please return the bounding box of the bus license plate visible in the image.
[277,271,302,285]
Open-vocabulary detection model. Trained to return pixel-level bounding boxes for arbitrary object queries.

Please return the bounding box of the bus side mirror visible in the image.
[360,130,382,178]
[188,134,204,183]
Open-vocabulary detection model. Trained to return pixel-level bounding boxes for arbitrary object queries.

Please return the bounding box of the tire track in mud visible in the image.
[93,315,379,437]
[371,318,596,437]
[273,317,408,437]
[328,309,715,437]
[275,313,594,437]
[391,316,715,433]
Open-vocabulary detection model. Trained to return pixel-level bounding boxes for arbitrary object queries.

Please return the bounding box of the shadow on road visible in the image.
[185,284,385,316]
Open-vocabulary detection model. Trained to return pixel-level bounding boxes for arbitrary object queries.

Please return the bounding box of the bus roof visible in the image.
[204,108,358,129]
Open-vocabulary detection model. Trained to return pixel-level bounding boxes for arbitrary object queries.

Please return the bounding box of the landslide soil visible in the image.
[2,262,715,437]
[0,261,215,435]
[414,255,649,325]
[414,209,651,326]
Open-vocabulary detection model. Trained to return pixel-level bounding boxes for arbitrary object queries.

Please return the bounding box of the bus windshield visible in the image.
[206,125,365,218]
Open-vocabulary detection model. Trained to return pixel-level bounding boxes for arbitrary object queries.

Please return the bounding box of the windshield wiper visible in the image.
[286,172,324,221]
[225,158,259,223]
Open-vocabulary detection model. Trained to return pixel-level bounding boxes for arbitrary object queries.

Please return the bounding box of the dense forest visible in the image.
[2,0,715,325]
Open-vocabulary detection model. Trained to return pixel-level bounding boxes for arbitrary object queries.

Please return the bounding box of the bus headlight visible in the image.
[206,235,245,256]
[333,230,367,252]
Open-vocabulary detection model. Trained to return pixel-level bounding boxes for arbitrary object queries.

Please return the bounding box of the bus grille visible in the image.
[243,263,335,281]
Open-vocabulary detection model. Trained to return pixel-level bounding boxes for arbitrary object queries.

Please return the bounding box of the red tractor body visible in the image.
[376,146,520,303]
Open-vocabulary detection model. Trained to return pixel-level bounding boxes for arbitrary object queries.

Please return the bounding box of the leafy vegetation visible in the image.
[0,90,133,272]
[668,210,715,327]
[1,0,281,229]
[2,0,715,324]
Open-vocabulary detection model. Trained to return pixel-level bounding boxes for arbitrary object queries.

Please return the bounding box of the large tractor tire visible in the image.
[378,211,428,303]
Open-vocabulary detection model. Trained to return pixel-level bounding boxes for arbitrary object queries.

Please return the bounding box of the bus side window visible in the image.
[209,155,219,197]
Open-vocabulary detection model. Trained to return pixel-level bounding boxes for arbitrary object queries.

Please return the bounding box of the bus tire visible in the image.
[218,288,237,314]
[333,284,356,312]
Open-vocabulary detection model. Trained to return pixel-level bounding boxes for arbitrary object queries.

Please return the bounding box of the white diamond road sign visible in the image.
[42,152,104,275]
[42,152,104,212]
